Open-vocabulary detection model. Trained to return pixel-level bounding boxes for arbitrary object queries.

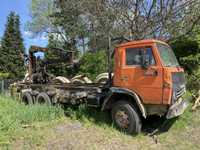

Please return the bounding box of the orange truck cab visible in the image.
[102,39,188,129]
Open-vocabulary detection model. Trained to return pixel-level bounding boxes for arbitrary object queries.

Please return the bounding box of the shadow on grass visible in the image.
[62,104,177,135]
[142,116,177,136]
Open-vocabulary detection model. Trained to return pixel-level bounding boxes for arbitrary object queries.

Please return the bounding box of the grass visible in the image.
[64,105,112,126]
[0,93,200,149]
[63,105,122,136]
[61,95,200,149]
[0,94,64,147]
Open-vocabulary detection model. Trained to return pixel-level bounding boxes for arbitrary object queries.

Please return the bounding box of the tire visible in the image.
[71,79,85,84]
[21,91,33,105]
[53,76,71,84]
[36,92,51,105]
[111,101,142,135]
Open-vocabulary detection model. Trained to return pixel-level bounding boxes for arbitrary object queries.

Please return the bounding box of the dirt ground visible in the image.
[9,109,200,150]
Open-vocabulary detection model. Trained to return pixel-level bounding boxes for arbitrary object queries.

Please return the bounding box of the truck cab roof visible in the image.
[117,39,168,48]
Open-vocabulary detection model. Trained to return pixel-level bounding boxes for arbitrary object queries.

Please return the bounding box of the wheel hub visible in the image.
[115,110,130,129]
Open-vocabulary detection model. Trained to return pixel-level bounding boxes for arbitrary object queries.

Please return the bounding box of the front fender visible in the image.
[101,87,147,118]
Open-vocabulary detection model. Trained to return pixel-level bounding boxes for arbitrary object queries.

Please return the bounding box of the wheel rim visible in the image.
[115,110,130,129]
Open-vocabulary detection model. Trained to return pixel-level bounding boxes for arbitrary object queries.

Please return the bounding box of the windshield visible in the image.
[157,43,179,67]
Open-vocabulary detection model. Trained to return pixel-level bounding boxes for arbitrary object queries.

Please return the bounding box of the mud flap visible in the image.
[166,98,188,119]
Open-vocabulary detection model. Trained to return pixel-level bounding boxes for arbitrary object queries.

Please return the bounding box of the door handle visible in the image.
[144,69,158,76]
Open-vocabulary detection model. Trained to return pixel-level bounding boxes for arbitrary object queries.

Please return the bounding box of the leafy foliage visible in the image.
[170,35,200,91]
[28,0,200,53]
[0,72,10,79]
[185,69,200,92]
[28,0,200,92]
[78,51,107,80]
[45,34,79,77]
[46,33,108,79]
[46,34,67,76]
[0,12,25,78]
[26,0,54,34]
[181,54,200,73]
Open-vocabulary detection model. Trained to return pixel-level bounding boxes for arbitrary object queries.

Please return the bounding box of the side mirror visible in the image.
[142,52,150,69]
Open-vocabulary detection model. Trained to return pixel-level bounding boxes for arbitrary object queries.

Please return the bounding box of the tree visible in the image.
[45,34,79,77]
[0,12,25,78]
[78,50,107,80]
[46,34,67,76]
[170,29,200,92]
[26,0,54,35]
[28,0,200,55]
[99,0,200,41]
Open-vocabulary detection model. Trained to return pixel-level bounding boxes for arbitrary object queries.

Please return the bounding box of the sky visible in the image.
[0,0,48,52]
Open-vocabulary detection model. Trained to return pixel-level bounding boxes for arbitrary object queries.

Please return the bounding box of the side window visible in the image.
[126,48,142,65]
[126,47,155,66]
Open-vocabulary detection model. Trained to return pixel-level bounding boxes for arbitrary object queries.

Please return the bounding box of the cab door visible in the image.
[119,45,163,104]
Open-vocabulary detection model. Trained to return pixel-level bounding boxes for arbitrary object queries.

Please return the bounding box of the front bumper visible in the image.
[166,97,188,119]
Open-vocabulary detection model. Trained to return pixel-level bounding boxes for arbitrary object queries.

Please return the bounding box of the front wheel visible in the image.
[111,101,142,135]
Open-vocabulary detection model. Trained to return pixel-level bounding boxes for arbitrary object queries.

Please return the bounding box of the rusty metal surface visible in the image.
[29,45,49,53]
[13,81,105,105]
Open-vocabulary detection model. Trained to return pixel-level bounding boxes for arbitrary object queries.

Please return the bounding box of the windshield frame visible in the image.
[156,43,180,67]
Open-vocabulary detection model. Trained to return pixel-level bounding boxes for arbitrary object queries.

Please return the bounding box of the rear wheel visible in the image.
[21,91,33,105]
[36,92,51,105]
[111,101,142,135]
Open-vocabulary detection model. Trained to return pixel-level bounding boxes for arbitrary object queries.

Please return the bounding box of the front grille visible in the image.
[175,85,186,98]
[172,72,186,103]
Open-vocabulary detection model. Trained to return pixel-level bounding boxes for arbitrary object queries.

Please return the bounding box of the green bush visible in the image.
[170,36,200,92]
[78,50,108,80]
[181,53,200,92]
[0,72,10,79]
[185,68,200,93]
